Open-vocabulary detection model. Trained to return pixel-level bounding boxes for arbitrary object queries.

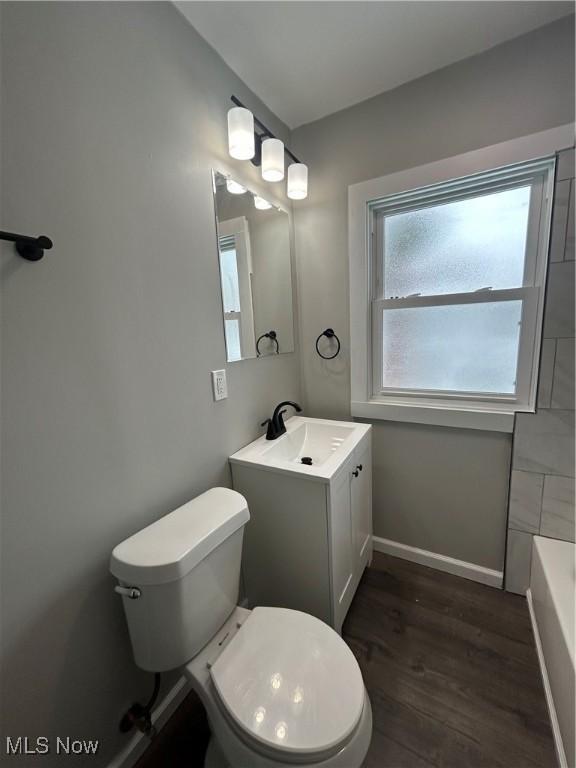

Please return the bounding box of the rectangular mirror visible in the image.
[212,171,295,361]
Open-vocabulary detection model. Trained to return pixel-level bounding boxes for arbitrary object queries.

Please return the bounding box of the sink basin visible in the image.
[263,422,354,466]
[230,416,370,481]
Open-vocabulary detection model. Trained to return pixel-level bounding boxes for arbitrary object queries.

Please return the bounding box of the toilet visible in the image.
[110,487,372,767]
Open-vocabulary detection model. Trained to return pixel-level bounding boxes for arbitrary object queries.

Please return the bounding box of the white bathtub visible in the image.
[528,536,575,768]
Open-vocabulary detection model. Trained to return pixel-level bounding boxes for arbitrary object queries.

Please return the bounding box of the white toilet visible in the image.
[110,487,372,767]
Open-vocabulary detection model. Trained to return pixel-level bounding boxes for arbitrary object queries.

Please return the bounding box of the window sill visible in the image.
[351,399,517,432]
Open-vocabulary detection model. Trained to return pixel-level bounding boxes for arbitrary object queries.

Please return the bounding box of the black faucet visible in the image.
[261,401,302,440]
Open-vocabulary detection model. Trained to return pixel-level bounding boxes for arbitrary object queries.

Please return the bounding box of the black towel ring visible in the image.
[315,328,341,360]
[256,330,279,356]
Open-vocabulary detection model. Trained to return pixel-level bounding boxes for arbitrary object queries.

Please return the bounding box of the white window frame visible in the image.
[349,124,574,432]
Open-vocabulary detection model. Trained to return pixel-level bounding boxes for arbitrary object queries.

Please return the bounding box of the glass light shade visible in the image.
[227,107,255,160]
[261,138,285,182]
[287,163,308,200]
[254,195,272,210]
[226,178,246,195]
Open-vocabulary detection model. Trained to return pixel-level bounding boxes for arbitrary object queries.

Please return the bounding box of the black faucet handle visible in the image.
[261,418,276,440]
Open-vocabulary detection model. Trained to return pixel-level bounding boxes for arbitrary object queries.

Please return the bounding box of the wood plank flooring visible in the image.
[346,553,555,768]
[136,553,556,768]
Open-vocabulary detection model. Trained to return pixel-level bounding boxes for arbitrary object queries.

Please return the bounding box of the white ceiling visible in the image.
[176,1,574,129]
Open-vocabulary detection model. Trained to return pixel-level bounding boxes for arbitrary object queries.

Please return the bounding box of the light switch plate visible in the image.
[211,369,228,401]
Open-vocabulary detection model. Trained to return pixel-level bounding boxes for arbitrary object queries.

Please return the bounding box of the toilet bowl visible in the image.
[110,488,372,767]
[186,606,372,768]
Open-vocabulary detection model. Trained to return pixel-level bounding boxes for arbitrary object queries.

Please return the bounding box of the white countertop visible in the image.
[229,416,371,482]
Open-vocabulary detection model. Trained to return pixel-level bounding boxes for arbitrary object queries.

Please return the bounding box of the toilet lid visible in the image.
[210,607,365,758]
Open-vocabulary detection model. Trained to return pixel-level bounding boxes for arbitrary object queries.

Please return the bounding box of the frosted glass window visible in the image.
[361,156,555,418]
[382,186,530,297]
[381,301,522,394]
[225,319,241,362]
[219,246,240,313]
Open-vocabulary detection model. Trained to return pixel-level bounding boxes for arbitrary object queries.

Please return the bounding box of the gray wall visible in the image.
[292,17,575,570]
[506,147,575,594]
[0,3,299,765]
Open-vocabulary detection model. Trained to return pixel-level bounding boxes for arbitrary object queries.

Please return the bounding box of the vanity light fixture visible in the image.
[227,106,255,160]
[226,178,247,195]
[229,96,308,200]
[254,195,272,210]
[261,138,285,182]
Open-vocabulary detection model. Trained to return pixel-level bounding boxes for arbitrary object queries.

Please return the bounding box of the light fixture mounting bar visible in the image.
[230,95,302,165]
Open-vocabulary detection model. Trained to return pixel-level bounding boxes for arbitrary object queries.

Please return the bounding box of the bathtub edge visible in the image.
[527,587,568,768]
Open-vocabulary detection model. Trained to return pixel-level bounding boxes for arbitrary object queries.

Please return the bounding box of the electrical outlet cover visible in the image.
[211,370,228,401]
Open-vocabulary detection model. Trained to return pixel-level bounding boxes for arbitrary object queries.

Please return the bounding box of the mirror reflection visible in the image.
[213,171,295,361]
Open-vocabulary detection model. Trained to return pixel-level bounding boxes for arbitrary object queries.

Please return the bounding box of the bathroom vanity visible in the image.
[230,417,372,633]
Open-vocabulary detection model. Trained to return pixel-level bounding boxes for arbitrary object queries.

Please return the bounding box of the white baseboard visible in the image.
[372,536,503,588]
[107,676,192,768]
[526,589,567,768]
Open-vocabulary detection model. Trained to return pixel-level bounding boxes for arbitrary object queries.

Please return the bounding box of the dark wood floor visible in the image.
[346,553,555,768]
[136,553,556,768]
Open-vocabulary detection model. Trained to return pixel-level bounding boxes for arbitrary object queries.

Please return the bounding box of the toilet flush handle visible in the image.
[114,585,141,600]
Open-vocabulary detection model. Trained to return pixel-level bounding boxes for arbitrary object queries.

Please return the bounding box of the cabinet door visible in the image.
[351,440,372,566]
[330,461,354,621]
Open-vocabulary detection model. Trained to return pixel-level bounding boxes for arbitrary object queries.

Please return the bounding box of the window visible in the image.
[348,127,571,431]
[371,166,550,406]
[219,242,242,361]
[217,217,256,361]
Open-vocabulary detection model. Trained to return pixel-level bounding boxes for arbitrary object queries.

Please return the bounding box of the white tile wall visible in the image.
[556,148,575,181]
[509,470,544,533]
[537,338,556,409]
[565,179,574,262]
[505,529,533,594]
[541,475,576,542]
[514,409,575,477]
[549,180,570,263]
[506,148,574,593]
[551,338,575,409]
[543,261,575,339]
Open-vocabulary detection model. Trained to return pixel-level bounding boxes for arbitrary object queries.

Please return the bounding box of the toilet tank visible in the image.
[110,488,249,672]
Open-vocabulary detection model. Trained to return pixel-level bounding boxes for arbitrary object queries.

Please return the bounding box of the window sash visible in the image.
[371,283,539,405]
[372,172,546,301]
[368,158,551,220]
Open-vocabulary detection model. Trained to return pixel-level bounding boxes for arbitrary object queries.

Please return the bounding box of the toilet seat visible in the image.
[209,607,365,763]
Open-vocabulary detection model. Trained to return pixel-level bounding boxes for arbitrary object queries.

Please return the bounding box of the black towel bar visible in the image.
[0,230,53,261]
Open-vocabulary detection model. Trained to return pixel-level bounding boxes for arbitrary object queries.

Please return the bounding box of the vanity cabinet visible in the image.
[231,428,372,633]
[329,438,372,628]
